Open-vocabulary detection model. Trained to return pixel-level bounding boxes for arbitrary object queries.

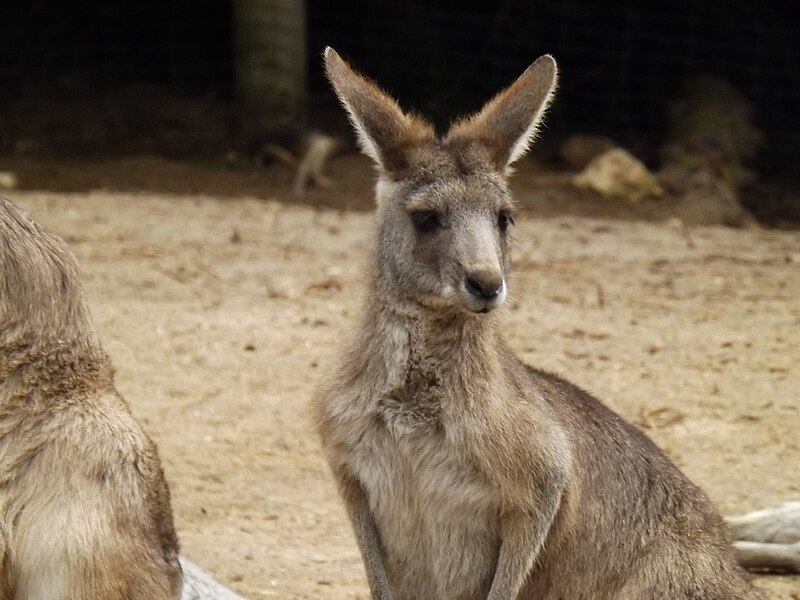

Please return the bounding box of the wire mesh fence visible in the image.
[308,2,800,177]
[1,1,798,177]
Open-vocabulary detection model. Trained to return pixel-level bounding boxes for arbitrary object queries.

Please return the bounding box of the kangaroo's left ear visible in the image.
[446,55,558,172]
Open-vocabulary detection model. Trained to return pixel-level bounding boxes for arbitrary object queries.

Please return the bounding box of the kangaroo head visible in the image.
[0,199,98,352]
[324,48,557,316]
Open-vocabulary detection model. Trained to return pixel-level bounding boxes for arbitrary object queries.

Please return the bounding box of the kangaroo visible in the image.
[312,48,770,599]
[0,198,251,600]
[0,197,183,598]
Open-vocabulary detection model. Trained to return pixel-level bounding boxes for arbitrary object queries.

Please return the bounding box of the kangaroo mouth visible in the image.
[459,280,507,314]
[470,302,500,315]
[415,281,506,315]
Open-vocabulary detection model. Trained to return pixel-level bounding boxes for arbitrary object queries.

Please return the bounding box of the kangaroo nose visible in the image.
[465,269,504,301]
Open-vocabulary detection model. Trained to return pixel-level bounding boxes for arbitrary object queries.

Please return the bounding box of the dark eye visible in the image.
[498,210,515,231]
[410,211,441,233]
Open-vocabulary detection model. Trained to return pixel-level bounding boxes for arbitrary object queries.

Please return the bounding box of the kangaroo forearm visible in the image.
[487,505,560,600]
[351,509,394,599]
[338,473,394,600]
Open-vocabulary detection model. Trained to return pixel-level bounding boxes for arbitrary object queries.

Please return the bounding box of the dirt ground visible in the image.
[4,155,799,598]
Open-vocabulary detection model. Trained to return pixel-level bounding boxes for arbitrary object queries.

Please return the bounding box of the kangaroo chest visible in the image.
[348,393,500,600]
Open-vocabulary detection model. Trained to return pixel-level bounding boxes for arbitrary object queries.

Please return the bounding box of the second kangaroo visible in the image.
[313,49,765,599]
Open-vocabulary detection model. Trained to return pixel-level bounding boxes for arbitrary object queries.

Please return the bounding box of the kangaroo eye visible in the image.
[410,211,441,233]
[498,210,515,231]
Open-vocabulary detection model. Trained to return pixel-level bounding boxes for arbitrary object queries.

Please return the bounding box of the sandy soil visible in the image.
[5,170,799,598]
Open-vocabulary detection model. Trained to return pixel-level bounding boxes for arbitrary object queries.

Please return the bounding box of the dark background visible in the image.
[1,1,798,178]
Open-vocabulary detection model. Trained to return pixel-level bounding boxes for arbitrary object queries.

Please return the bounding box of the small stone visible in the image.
[0,172,17,190]
[573,148,664,203]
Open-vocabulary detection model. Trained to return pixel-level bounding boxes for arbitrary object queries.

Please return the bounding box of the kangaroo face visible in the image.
[376,170,514,314]
[324,47,556,316]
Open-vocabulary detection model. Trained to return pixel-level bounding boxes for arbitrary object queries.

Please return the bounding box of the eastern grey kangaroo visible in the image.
[0,198,247,600]
[0,198,181,598]
[313,48,778,599]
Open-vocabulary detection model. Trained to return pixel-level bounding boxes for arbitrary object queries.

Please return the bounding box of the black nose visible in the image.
[465,271,504,301]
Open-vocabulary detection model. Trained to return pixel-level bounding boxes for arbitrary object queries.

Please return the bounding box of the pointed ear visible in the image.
[323,47,434,172]
[446,55,558,171]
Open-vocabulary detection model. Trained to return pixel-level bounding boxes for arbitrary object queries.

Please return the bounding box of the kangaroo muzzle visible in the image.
[461,265,506,312]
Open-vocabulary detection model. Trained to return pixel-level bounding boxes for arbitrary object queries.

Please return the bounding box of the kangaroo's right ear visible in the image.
[446,55,558,172]
[323,47,434,172]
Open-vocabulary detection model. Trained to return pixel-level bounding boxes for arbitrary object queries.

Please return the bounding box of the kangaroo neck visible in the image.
[357,294,504,390]
[0,322,110,393]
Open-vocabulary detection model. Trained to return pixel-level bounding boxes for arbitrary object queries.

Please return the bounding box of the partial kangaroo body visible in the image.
[313,49,768,599]
[0,198,182,599]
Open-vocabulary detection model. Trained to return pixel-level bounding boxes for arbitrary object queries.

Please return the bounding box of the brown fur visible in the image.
[313,49,764,599]
[0,198,181,599]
